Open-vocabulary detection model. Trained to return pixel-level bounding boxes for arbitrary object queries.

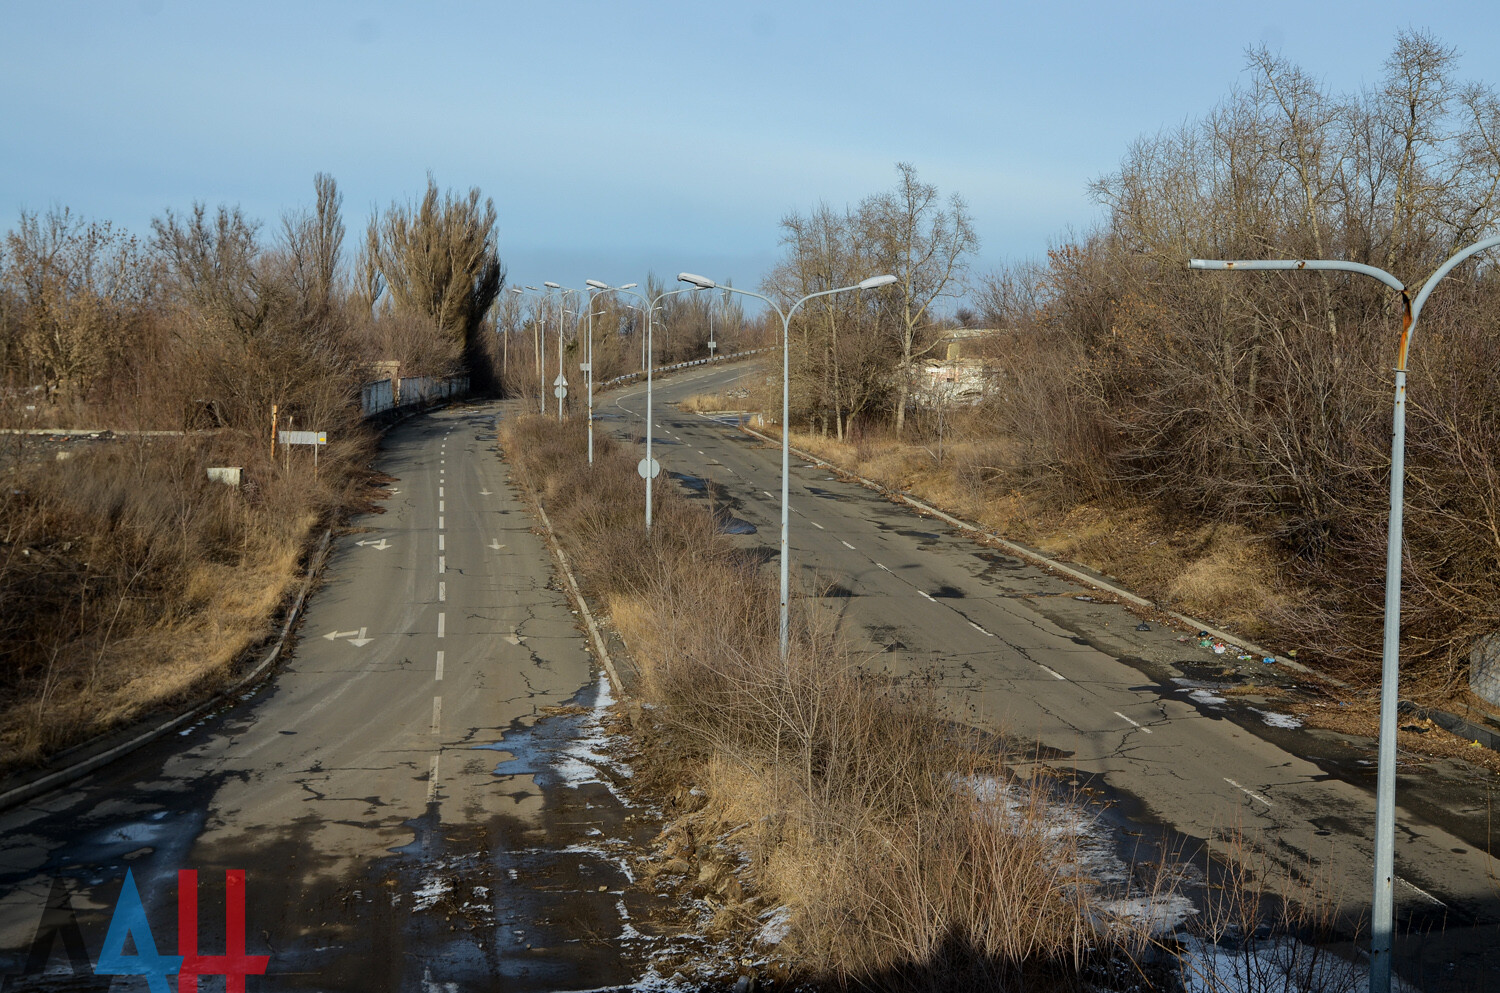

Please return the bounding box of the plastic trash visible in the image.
[1212,641,1227,654]
[1262,656,1276,664]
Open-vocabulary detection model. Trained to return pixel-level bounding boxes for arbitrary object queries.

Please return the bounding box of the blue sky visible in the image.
[5,1,1500,311]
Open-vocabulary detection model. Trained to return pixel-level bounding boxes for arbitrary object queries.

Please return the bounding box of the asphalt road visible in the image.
[0,401,666,991]
[600,360,1500,991]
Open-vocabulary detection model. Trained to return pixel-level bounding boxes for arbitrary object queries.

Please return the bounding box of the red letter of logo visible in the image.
[176,870,270,993]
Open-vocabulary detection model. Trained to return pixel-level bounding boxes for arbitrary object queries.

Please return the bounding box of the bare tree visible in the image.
[860,163,978,436]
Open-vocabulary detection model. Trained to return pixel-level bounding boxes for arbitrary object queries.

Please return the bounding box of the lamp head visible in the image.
[677,272,716,289]
[543,281,561,289]
[621,282,638,289]
[858,274,898,290]
[585,279,609,290]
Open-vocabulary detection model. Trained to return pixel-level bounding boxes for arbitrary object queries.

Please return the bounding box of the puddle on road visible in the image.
[667,471,758,535]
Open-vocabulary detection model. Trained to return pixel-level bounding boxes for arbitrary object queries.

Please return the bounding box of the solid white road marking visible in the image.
[1039,664,1067,681]
[431,697,442,734]
[438,582,446,602]
[1398,876,1448,907]
[438,556,445,573]
[810,521,824,529]
[437,613,445,639]
[968,621,995,637]
[435,650,445,680]
[840,540,855,550]
[438,534,445,551]
[427,754,440,802]
[1224,778,1272,806]
[1116,711,1152,733]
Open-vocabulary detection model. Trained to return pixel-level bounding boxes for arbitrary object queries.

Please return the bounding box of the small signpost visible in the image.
[278,430,328,474]
[637,457,660,479]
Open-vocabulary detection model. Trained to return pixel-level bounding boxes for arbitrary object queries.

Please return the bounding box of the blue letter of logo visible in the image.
[95,870,183,993]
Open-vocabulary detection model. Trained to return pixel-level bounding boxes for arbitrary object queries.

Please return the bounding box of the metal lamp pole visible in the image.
[543,282,578,421]
[582,280,637,465]
[678,271,898,659]
[603,282,704,530]
[523,285,545,414]
[1190,233,1500,993]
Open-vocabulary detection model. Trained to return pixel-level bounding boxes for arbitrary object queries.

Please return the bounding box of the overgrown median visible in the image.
[500,412,1165,989]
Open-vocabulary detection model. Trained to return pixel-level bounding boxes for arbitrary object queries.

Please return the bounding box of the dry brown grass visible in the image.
[503,413,1167,989]
[0,428,373,770]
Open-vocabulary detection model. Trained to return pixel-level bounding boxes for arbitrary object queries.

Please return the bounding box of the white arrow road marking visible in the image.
[479,489,492,496]
[1116,711,1152,733]
[355,538,390,550]
[438,582,446,602]
[346,627,372,647]
[488,540,505,550]
[389,488,401,495]
[427,754,440,802]
[437,613,445,639]
[435,650,445,681]
[1224,778,1272,806]
[324,629,360,641]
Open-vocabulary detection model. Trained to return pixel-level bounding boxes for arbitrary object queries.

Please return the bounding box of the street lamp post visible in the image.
[582,280,636,465]
[524,285,545,414]
[1190,233,1500,993]
[677,271,898,660]
[595,282,703,529]
[543,282,577,422]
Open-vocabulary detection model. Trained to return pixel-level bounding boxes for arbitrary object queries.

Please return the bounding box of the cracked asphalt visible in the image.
[603,361,1500,992]
[0,401,669,991]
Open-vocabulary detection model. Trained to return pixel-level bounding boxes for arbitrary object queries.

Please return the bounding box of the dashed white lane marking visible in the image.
[439,486,444,497]
[438,556,445,573]
[877,562,889,571]
[1398,876,1448,907]
[968,621,995,637]
[919,590,936,602]
[1115,711,1153,733]
[438,534,445,551]
[840,540,855,550]
[810,521,824,530]
[1224,778,1271,806]
[430,697,442,735]
[437,612,445,639]
[439,500,445,512]
[440,459,445,465]
[697,450,704,455]
[438,516,444,529]
[427,754,440,802]
[1039,664,1067,681]
[763,490,775,499]
[438,582,446,602]
[435,650,445,681]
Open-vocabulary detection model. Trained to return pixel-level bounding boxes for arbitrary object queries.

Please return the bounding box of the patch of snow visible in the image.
[1189,688,1228,706]
[412,874,450,911]
[755,905,792,946]
[1175,934,1414,993]
[1251,709,1303,729]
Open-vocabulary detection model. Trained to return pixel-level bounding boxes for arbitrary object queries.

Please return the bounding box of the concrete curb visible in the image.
[730,420,1341,689]
[0,529,333,813]
[533,500,625,696]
